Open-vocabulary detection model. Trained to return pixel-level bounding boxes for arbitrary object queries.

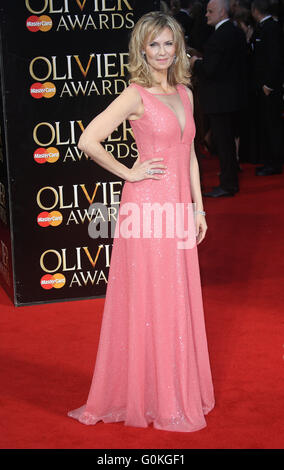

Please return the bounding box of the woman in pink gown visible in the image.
[68,11,214,432]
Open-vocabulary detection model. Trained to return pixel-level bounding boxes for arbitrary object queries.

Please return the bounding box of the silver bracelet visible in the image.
[196,210,206,216]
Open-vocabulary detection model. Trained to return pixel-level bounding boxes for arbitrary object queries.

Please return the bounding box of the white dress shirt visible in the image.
[215,18,230,30]
[260,15,272,23]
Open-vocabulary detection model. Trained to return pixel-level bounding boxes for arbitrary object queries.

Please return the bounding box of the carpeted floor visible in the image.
[0,155,283,449]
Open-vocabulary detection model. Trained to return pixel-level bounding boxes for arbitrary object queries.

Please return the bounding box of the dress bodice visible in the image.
[128,83,195,158]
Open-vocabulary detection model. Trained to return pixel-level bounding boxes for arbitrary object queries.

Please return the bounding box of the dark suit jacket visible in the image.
[174,10,193,42]
[250,17,284,92]
[193,20,248,114]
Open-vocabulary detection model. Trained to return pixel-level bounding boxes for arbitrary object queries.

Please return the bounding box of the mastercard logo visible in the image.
[40,273,66,290]
[34,147,60,164]
[37,211,63,227]
[26,15,53,32]
[30,82,56,99]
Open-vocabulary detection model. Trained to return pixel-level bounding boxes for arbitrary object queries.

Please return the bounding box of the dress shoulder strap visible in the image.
[177,84,193,110]
[177,83,189,96]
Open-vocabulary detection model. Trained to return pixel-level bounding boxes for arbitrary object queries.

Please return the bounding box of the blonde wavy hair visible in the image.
[128,11,191,88]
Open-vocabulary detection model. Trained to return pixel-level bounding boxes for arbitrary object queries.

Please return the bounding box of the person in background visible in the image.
[233,7,255,165]
[189,1,214,52]
[234,7,254,42]
[230,0,253,22]
[231,1,254,35]
[160,0,172,14]
[174,0,195,44]
[190,0,248,197]
[171,0,182,16]
[250,0,284,175]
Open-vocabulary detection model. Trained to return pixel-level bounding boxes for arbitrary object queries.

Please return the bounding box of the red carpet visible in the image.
[0,155,283,449]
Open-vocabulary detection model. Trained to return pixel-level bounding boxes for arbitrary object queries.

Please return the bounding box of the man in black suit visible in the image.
[174,0,195,45]
[250,0,283,175]
[190,0,248,197]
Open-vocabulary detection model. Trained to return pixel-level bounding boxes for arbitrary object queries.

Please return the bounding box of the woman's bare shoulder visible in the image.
[120,83,142,101]
[119,84,144,120]
[102,84,143,119]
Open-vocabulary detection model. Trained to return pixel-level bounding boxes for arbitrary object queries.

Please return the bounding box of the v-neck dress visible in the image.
[68,83,215,432]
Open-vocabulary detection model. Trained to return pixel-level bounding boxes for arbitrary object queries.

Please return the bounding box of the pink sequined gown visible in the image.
[68,83,215,432]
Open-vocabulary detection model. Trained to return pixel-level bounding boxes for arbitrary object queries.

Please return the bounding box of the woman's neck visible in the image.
[150,69,172,94]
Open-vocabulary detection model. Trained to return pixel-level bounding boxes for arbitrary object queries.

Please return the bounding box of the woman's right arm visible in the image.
[78,86,166,182]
